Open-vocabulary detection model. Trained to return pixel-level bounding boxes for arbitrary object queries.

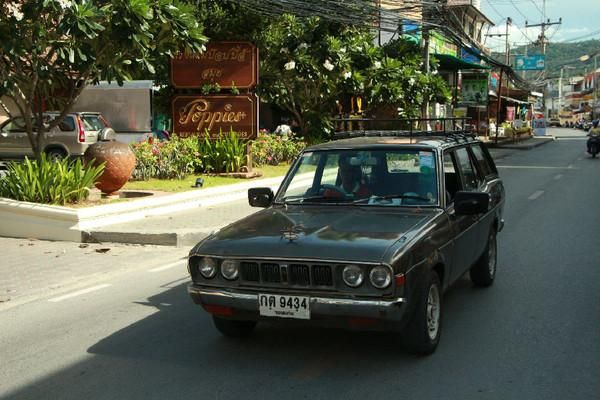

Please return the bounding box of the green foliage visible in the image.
[0,155,105,205]
[251,131,306,166]
[0,0,207,159]
[130,131,249,179]
[198,130,248,173]
[256,14,451,142]
[130,136,202,180]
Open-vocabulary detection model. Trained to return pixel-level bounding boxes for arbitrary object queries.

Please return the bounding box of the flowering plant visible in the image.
[251,131,306,166]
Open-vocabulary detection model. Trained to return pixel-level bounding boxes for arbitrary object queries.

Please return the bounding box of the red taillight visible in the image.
[202,304,234,316]
[77,116,85,143]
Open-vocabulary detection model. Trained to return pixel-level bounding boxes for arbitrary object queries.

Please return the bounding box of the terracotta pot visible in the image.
[84,141,136,195]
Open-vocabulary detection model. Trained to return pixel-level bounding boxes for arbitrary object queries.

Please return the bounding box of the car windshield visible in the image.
[277,148,439,206]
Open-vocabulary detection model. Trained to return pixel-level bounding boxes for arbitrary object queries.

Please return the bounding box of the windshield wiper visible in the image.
[352,193,432,204]
[282,195,342,204]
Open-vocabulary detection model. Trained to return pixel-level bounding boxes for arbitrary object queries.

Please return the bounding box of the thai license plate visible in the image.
[258,294,310,320]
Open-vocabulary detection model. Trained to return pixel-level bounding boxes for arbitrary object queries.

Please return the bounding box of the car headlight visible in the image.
[342,265,364,288]
[369,266,392,289]
[198,257,217,279]
[221,259,239,280]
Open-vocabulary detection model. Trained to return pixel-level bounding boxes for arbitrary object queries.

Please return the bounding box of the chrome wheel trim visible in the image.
[488,233,497,277]
[426,284,440,341]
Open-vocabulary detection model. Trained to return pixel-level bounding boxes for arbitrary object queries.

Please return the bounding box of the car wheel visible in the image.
[403,271,442,355]
[45,148,67,162]
[213,316,256,338]
[470,229,497,287]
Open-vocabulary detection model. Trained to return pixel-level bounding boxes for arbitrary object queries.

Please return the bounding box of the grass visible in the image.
[123,164,292,193]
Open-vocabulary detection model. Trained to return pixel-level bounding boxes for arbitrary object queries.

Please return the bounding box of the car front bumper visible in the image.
[188,284,409,329]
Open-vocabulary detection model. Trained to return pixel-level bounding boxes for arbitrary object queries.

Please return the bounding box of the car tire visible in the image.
[470,229,497,287]
[45,148,67,161]
[403,271,442,355]
[213,316,256,338]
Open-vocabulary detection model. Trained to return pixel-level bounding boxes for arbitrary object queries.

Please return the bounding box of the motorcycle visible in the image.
[587,132,600,158]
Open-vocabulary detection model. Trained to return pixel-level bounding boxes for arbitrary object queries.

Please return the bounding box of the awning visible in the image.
[500,96,531,104]
[433,54,490,71]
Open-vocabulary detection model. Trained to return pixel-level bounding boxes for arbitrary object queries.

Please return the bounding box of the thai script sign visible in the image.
[515,55,545,71]
[172,95,258,140]
[171,42,258,88]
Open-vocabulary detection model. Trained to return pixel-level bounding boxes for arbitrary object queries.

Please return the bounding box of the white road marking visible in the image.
[149,260,187,273]
[554,174,563,180]
[528,190,545,200]
[497,165,577,170]
[48,284,111,303]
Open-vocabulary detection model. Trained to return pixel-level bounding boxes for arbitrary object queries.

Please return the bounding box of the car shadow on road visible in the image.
[4,277,492,400]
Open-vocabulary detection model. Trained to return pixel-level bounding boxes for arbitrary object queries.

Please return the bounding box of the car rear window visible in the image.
[81,115,106,131]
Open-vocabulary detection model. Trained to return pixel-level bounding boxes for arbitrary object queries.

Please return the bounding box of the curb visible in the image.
[82,230,210,247]
[486,137,554,150]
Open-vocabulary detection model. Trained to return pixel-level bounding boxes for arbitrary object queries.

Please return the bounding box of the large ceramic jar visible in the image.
[84,141,136,195]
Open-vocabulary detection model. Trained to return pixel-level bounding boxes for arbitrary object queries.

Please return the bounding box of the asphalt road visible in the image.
[1,134,599,400]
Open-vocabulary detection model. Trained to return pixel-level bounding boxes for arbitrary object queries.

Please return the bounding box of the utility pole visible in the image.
[525,0,561,56]
[485,18,512,65]
[420,1,431,130]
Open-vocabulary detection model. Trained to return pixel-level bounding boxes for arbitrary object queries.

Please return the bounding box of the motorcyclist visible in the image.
[587,119,600,154]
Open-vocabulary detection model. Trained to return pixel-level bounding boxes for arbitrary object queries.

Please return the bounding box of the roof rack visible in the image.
[332,117,476,143]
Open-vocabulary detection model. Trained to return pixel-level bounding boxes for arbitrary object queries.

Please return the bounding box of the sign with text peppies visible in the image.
[171,42,258,88]
[172,95,258,140]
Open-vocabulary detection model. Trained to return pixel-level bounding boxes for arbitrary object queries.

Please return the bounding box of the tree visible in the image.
[0,0,207,160]
[256,14,451,142]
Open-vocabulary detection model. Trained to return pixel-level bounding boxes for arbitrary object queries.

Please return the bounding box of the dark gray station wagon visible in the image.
[187,131,505,354]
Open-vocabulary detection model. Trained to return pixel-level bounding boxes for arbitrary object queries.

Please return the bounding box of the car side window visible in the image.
[57,117,75,131]
[455,147,480,191]
[3,117,26,132]
[443,151,460,204]
[470,144,493,177]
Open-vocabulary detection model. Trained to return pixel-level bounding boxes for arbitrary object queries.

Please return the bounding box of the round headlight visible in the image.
[342,265,364,288]
[369,266,392,289]
[198,257,217,279]
[221,260,239,280]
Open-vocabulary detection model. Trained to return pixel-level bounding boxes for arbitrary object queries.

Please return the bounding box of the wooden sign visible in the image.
[171,42,258,89]
[172,95,258,140]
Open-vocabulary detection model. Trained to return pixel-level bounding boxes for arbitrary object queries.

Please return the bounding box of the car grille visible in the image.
[239,261,334,288]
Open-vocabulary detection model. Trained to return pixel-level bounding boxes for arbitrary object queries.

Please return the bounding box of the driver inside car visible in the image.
[323,158,371,199]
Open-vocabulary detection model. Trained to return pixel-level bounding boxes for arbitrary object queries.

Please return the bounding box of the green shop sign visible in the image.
[428,32,457,56]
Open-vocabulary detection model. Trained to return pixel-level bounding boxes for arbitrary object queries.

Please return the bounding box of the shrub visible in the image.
[0,155,105,205]
[130,136,202,180]
[198,130,248,173]
[130,131,249,179]
[251,131,306,166]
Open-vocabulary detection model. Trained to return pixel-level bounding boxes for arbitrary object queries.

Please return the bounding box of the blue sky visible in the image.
[481,0,600,51]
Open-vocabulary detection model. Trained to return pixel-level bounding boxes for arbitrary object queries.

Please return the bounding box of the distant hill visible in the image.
[492,39,600,80]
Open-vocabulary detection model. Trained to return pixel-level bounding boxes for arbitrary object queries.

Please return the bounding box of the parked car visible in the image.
[0,112,115,160]
[187,131,505,355]
[548,118,561,127]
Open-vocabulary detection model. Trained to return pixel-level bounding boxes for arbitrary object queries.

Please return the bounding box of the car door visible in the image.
[443,147,483,283]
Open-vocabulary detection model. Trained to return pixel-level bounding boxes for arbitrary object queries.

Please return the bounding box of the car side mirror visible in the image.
[454,191,489,215]
[248,187,274,208]
[99,127,116,141]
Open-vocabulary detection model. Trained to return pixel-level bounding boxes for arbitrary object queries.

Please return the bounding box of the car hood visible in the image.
[191,206,438,263]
